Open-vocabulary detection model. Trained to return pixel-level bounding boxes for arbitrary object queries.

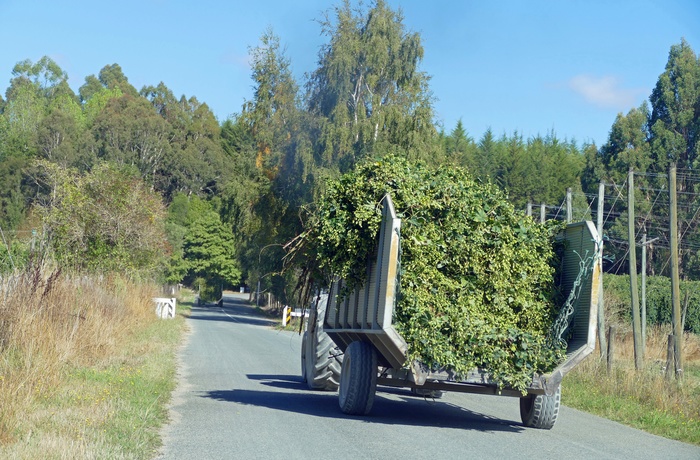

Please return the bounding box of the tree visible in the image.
[164,193,215,284]
[79,63,139,102]
[83,86,123,127]
[37,161,167,274]
[0,57,79,230]
[79,75,105,103]
[37,94,87,168]
[474,128,502,181]
[243,29,301,179]
[444,119,477,167]
[0,156,30,230]
[6,56,75,103]
[580,41,700,277]
[182,209,241,293]
[220,115,262,237]
[307,0,437,169]
[1,83,45,158]
[647,40,700,277]
[649,39,699,173]
[98,64,139,97]
[91,95,170,183]
[221,29,312,299]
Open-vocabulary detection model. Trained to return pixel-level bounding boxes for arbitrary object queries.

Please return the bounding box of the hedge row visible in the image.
[604,274,700,334]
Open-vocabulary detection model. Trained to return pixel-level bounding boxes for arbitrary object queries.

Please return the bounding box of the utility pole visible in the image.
[540,203,546,224]
[566,187,572,223]
[597,182,607,359]
[641,231,647,356]
[527,202,532,217]
[669,163,683,379]
[628,168,643,369]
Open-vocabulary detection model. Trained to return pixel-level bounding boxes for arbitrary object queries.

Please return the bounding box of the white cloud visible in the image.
[220,50,251,71]
[568,74,646,109]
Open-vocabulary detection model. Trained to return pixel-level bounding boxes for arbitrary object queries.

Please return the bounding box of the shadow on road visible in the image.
[187,306,277,327]
[247,374,306,390]
[201,374,524,433]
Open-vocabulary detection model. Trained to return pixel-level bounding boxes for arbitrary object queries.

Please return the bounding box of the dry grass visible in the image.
[564,325,700,445]
[0,260,178,457]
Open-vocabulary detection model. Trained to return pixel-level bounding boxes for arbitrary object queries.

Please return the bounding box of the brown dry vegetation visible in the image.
[0,260,164,450]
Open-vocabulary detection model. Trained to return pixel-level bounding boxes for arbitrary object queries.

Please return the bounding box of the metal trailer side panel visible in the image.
[537,220,601,394]
[324,195,407,369]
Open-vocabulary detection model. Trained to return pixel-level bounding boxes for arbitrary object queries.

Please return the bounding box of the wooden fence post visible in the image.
[666,334,675,380]
[607,326,615,373]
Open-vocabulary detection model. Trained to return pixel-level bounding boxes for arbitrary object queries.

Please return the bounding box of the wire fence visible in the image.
[530,171,700,278]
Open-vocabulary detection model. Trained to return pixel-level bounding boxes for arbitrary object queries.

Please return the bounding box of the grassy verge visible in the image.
[0,264,192,458]
[563,327,700,445]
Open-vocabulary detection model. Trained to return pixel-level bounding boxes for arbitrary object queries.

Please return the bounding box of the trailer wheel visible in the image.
[301,332,308,383]
[520,385,561,429]
[339,341,378,415]
[303,295,342,391]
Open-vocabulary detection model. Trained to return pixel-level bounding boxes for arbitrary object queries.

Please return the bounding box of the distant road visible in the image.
[157,294,700,460]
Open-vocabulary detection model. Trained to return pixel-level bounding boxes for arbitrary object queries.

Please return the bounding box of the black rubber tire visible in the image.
[338,341,378,415]
[303,295,342,391]
[520,385,561,429]
[301,332,308,383]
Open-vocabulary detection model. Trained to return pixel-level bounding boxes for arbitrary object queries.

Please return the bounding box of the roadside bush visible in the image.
[604,274,700,334]
[35,160,167,275]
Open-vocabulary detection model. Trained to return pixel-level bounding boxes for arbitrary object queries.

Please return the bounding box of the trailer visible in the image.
[301,194,602,429]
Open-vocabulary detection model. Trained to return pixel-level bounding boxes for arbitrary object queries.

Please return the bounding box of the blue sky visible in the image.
[1,0,698,147]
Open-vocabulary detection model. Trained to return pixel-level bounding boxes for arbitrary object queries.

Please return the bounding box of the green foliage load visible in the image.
[304,156,564,391]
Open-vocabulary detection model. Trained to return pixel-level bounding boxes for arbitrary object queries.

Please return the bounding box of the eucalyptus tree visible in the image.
[1,57,75,158]
[0,56,76,230]
[79,75,105,103]
[1,83,44,158]
[220,29,310,299]
[141,82,230,200]
[581,41,700,276]
[647,40,700,276]
[586,105,654,270]
[91,94,170,184]
[307,0,438,170]
[6,56,75,103]
[36,93,90,169]
[649,39,699,175]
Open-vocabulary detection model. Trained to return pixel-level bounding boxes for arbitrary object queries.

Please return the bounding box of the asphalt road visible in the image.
[157,293,700,460]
